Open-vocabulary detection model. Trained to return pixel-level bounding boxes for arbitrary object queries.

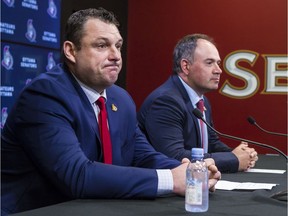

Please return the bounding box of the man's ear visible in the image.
[63,41,76,63]
[180,59,190,75]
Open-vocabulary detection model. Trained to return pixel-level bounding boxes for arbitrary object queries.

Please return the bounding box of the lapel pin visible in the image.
[204,106,207,111]
[111,104,118,112]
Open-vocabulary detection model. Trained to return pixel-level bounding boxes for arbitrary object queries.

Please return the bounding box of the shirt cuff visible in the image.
[156,169,174,196]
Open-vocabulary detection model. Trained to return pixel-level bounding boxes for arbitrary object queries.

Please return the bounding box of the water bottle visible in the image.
[185,148,209,212]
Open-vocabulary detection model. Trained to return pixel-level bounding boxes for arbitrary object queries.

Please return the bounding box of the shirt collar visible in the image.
[72,74,107,104]
[178,75,204,108]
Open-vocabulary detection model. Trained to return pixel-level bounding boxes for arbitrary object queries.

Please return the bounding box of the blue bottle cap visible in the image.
[191,148,204,158]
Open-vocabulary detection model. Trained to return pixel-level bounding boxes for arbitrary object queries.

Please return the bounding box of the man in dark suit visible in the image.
[137,34,258,173]
[1,9,221,215]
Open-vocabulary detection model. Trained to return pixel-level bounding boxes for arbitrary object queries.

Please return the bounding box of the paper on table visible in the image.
[215,180,277,191]
[245,168,286,174]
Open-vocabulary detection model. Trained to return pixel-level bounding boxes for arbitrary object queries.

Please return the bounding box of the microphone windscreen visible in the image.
[247,116,256,125]
[192,108,203,119]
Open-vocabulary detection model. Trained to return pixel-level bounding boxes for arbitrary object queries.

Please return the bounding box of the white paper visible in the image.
[215,180,277,191]
[245,168,286,174]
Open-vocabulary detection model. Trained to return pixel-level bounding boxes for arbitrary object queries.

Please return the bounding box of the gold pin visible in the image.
[112,104,117,111]
[204,106,207,111]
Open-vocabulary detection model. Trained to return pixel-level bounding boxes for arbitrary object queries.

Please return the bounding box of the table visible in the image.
[11,155,287,216]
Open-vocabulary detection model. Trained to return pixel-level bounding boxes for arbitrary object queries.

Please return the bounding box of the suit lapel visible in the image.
[66,68,101,141]
[172,75,202,147]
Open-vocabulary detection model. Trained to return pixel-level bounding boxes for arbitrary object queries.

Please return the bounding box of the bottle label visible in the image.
[185,183,203,205]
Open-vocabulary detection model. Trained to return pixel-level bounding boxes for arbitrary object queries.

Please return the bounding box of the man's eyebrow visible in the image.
[205,58,221,62]
[205,58,216,61]
[94,37,123,44]
[94,37,109,42]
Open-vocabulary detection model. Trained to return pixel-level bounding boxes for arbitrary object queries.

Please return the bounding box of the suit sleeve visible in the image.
[10,80,178,199]
[141,94,192,161]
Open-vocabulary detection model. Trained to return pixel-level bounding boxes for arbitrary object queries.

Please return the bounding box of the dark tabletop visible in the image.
[11,155,288,216]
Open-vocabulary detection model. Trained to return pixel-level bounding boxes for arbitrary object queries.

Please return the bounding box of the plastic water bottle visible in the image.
[185,148,209,212]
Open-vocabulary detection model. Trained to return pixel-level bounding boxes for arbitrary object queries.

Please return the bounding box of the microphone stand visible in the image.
[247,116,288,137]
[193,109,287,160]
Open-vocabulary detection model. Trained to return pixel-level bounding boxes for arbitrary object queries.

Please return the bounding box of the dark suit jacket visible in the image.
[1,64,180,215]
[137,75,238,173]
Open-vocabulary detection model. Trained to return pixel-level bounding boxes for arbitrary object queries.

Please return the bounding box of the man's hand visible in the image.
[171,158,221,196]
[204,158,221,192]
[171,158,190,196]
[232,142,258,171]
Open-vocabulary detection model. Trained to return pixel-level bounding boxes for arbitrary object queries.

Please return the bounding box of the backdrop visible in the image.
[126,0,287,154]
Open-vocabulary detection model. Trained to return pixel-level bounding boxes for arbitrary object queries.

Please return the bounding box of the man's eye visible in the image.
[97,44,107,49]
[116,45,122,50]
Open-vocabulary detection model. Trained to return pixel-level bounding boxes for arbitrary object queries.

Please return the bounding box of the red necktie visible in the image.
[197,99,205,150]
[96,97,112,164]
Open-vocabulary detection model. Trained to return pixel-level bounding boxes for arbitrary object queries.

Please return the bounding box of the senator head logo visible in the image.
[25,19,37,42]
[47,0,57,18]
[1,107,8,129]
[46,52,56,71]
[1,45,14,70]
[2,0,15,7]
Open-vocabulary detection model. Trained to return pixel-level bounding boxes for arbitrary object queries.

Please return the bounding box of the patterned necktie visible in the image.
[96,97,112,164]
[197,99,205,150]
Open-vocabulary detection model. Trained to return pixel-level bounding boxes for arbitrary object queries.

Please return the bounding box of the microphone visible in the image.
[192,109,287,160]
[247,116,288,137]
